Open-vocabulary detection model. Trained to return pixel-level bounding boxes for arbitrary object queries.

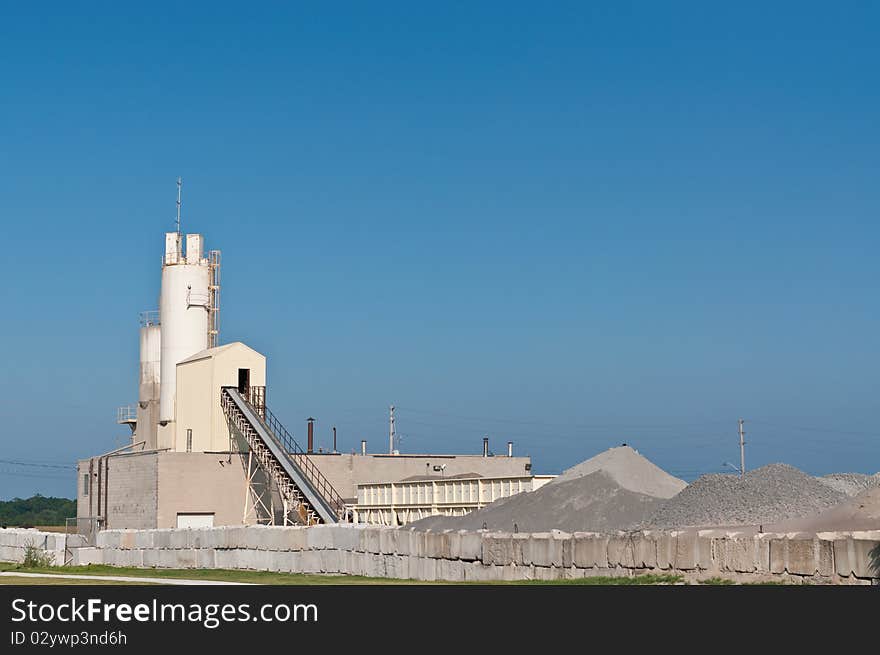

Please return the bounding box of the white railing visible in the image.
[116,405,137,423]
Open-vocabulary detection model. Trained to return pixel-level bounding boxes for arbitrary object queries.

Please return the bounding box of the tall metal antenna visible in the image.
[389,405,396,455]
[176,176,182,235]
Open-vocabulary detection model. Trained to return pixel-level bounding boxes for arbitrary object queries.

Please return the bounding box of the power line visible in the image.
[0,459,76,470]
[749,419,879,438]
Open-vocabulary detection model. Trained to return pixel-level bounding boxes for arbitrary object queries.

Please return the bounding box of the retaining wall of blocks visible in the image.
[0,529,67,566]
[2,526,879,584]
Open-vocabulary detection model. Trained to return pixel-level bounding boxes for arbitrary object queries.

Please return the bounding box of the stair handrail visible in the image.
[221,387,347,519]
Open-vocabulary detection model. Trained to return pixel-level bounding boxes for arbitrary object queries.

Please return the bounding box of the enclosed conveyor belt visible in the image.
[221,387,346,525]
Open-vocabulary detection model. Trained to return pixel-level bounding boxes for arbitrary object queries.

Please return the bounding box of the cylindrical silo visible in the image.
[135,320,161,449]
[158,232,211,423]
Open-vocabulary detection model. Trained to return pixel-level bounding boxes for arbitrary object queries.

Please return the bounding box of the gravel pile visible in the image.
[816,473,880,498]
[409,446,680,533]
[409,470,664,533]
[549,445,686,499]
[646,463,848,528]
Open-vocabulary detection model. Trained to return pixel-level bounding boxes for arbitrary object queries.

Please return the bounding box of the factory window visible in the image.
[186,429,193,452]
[83,473,90,496]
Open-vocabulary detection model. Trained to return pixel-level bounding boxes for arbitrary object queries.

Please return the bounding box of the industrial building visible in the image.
[77,194,537,531]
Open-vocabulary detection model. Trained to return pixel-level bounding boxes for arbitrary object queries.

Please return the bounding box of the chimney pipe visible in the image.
[360,440,367,456]
[507,441,513,457]
[307,417,315,454]
[333,426,337,453]
[482,436,489,457]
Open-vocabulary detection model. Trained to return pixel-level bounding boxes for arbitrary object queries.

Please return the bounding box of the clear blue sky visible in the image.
[1,2,878,500]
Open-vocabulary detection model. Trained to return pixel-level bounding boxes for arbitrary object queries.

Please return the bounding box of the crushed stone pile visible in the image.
[408,446,683,533]
[646,463,848,529]
[765,486,880,533]
[816,473,880,498]
[549,445,686,498]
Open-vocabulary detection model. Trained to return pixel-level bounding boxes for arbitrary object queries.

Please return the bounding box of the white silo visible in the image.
[135,313,161,449]
[158,232,213,425]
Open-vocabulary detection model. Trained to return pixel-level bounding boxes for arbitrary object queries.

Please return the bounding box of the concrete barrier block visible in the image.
[769,538,786,574]
[695,531,715,570]
[717,536,757,573]
[152,529,173,549]
[394,529,413,556]
[306,525,334,550]
[220,526,246,549]
[340,550,360,576]
[424,531,445,558]
[243,526,269,550]
[359,527,383,553]
[672,532,697,570]
[196,548,216,569]
[156,549,178,568]
[214,548,239,569]
[636,533,657,569]
[512,534,531,565]
[815,535,835,577]
[458,531,482,561]
[379,527,398,555]
[134,530,153,549]
[284,551,303,573]
[562,537,573,568]
[533,566,563,580]
[179,549,198,569]
[384,554,409,580]
[72,547,103,566]
[412,557,436,581]
[572,533,609,569]
[482,533,516,566]
[653,532,674,570]
[332,526,361,552]
[362,553,385,578]
[125,549,145,567]
[607,534,637,568]
[437,558,464,582]
[169,529,191,549]
[296,550,319,573]
[754,534,773,572]
[850,532,880,579]
[96,531,117,549]
[321,550,344,574]
[522,532,566,567]
[190,529,210,549]
[464,562,495,582]
[786,536,818,576]
[505,564,534,581]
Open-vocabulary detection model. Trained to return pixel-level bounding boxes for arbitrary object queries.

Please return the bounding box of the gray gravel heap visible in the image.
[816,473,880,498]
[409,470,664,533]
[548,445,686,499]
[646,463,848,528]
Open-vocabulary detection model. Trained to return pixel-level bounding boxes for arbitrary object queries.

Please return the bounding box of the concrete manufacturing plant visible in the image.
[77,206,535,532]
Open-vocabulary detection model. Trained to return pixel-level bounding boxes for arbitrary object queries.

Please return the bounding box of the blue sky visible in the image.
[1,2,878,499]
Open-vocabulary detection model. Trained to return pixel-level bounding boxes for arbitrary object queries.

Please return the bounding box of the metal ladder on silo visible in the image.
[221,387,346,525]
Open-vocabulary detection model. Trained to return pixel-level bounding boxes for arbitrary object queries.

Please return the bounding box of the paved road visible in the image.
[0,572,252,585]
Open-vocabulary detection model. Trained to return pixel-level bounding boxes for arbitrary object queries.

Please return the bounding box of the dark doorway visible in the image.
[238,368,250,394]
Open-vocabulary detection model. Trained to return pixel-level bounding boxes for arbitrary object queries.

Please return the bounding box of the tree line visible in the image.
[0,495,76,527]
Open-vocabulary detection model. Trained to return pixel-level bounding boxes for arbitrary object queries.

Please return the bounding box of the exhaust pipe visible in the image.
[307,417,315,454]
[507,441,513,457]
[482,436,489,457]
[361,440,367,456]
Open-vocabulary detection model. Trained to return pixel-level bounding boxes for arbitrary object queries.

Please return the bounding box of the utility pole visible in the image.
[389,405,396,455]
[738,418,746,478]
